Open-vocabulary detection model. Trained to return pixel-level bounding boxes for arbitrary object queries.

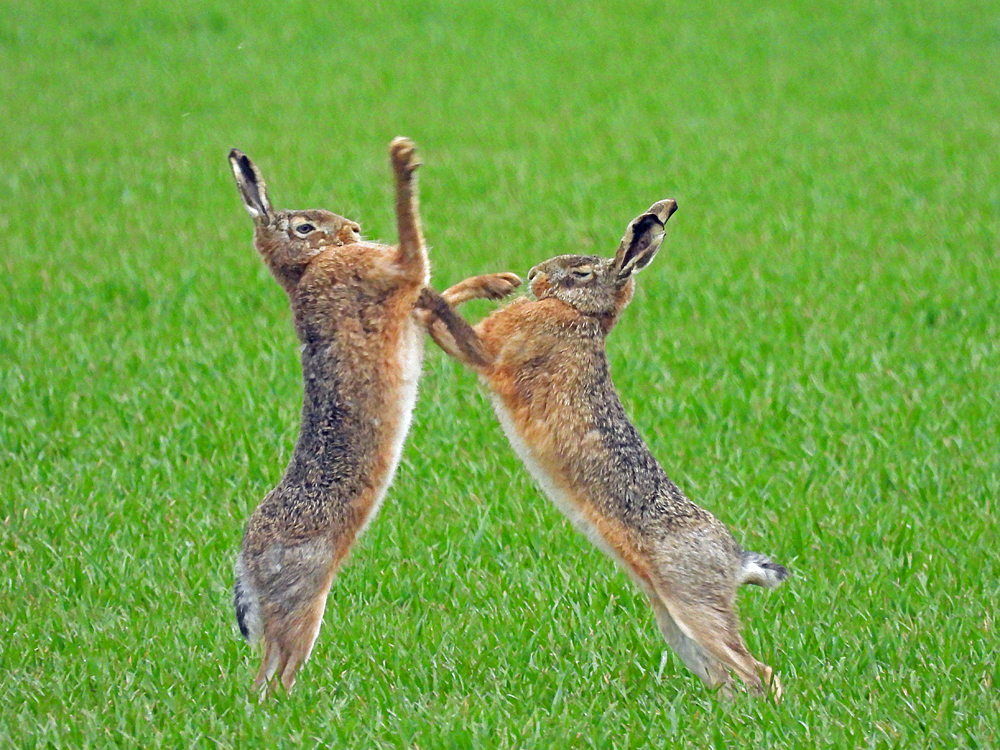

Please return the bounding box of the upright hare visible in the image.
[228,138,501,694]
[423,200,789,696]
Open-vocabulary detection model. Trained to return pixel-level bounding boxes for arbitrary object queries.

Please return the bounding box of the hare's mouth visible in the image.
[526,274,546,300]
[526,265,544,296]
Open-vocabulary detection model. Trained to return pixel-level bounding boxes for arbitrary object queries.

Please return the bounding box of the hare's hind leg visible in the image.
[277,593,331,692]
[252,637,284,695]
[245,538,340,696]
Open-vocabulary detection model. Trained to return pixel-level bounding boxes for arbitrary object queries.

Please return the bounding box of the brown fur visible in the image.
[228,139,510,695]
[422,199,789,697]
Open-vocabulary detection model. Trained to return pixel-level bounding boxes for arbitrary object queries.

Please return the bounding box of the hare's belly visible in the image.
[357,322,424,536]
[487,392,645,583]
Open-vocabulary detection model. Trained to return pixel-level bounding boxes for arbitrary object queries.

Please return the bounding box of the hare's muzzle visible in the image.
[526,265,545,299]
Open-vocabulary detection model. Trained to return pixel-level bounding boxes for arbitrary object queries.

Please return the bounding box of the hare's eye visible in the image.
[294,223,316,236]
[571,267,594,280]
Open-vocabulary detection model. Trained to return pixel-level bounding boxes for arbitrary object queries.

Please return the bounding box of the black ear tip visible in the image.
[229,149,256,177]
[229,150,259,184]
[642,199,677,226]
[633,213,662,237]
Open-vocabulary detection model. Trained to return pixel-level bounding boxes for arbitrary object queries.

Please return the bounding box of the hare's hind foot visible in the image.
[759,663,783,701]
[711,666,782,701]
[242,543,336,697]
[252,639,284,697]
[650,583,781,699]
[251,637,306,698]
[389,137,420,178]
[251,609,326,698]
[649,594,732,690]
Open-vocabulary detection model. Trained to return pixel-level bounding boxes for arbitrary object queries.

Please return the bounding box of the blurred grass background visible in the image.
[1,0,998,746]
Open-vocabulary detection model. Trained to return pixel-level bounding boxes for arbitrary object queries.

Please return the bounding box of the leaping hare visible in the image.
[422,200,789,696]
[227,138,506,694]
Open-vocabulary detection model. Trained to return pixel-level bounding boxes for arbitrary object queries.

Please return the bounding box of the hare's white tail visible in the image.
[234,554,262,646]
[737,550,789,588]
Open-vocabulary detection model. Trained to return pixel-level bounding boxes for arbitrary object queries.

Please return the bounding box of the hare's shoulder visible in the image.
[481,297,592,339]
[479,298,603,390]
[294,241,427,308]
[301,240,398,279]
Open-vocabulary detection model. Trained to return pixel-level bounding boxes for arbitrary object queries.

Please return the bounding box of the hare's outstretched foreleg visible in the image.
[416,274,521,368]
[440,273,522,307]
[389,137,425,271]
[417,288,492,367]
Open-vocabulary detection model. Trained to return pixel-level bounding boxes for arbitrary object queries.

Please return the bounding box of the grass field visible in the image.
[2,0,998,746]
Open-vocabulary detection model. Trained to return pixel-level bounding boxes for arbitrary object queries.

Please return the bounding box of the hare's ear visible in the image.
[613,199,677,282]
[228,148,274,225]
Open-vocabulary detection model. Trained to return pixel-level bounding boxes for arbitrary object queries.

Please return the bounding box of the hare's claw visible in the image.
[390,137,421,177]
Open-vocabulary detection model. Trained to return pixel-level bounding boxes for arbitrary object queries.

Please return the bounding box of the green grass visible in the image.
[2,0,998,746]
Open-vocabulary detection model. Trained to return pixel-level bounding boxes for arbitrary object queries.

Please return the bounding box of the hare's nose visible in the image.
[527,267,540,282]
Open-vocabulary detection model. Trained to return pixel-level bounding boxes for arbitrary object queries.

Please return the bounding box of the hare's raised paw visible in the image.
[390,137,420,177]
[441,273,522,307]
[477,272,522,300]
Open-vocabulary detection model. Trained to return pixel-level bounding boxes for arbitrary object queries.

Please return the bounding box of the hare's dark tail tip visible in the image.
[737,550,790,588]
[234,582,251,641]
[234,556,262,644]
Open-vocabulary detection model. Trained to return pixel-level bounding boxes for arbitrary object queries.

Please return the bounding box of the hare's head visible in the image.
[229,149,361,293]
[527,199,677,320]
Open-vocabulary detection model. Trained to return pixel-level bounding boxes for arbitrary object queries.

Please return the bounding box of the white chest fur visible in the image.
[357,320,424,535]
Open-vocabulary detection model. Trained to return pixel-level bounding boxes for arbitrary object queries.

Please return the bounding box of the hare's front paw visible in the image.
[441,273,523,306]
[390,137,420,177]
[478,272,522,300]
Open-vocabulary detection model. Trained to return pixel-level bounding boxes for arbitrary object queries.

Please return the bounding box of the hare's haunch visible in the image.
[422,199,789,697]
